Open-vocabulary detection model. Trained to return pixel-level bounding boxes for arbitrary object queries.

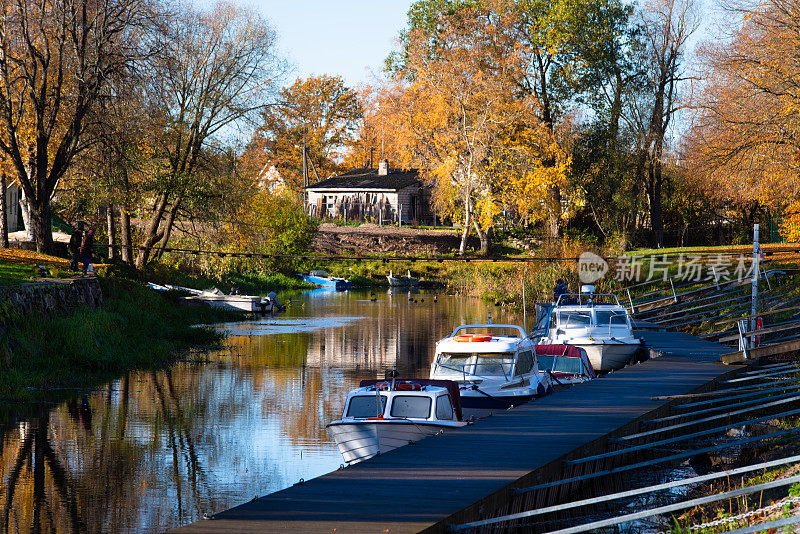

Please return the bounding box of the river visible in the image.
[0,288,523,533]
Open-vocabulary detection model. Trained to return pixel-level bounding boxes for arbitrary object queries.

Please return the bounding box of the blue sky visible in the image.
[249,0,415,88]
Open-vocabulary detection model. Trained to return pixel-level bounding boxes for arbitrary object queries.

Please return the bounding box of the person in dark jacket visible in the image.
[68,221,84,272]
[79,227,95,276]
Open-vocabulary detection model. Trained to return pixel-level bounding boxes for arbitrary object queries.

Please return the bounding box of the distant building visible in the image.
[3,180,21,233]
[305,160,434,224]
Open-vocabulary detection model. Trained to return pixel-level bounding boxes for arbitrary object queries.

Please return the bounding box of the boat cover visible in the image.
[359,379,464,421]
[534,344,598,379]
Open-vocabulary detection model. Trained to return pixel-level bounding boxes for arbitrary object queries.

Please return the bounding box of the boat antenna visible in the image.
[376,375,382,417]
[522,277,527,334]
[387,366,398,391]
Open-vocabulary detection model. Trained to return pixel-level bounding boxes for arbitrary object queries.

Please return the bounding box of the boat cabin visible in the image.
[341,379,463,422]
[533,292,634,342]
[431,324,536,384]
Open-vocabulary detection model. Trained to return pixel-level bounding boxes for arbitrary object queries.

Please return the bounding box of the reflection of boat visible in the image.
[181,289,283,313]
[299,269,351,291]
[429,322,552,409]
[327,379,466,465]
[387,270,418,286]
[534,285,641,372]
[536,344,596,387]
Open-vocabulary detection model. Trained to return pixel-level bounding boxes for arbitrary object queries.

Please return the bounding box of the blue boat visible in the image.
[299,270,351,291]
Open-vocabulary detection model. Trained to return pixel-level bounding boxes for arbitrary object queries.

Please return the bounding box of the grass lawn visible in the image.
[0,262,38,285]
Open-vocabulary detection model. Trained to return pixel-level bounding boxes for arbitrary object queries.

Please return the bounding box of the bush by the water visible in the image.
[0,277,235,402]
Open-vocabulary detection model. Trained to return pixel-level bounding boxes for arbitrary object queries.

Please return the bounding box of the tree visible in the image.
[0,0,147,253]
[684,0,800,239]
[245,75,362,194]
[135,0,285,269]
[387,6,548,254]
[629,0,698,248]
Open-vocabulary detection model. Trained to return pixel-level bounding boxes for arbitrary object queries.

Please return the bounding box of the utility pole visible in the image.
[750,224,760,332]
[302,139,308,190]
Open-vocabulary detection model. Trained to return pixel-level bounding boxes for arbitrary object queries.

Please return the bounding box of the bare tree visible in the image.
[0,0,148,253]
[629,0,698,247]
[134,0,286,269]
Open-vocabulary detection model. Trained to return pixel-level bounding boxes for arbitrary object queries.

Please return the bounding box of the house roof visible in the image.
[306,168,420,191]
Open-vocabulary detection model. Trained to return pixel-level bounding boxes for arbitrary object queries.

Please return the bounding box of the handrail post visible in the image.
[669,278,678,303]
[738,319,749,360]
[627,288,635,315]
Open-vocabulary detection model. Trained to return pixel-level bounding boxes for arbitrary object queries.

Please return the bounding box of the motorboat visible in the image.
[387,269,418,287]
[180,288,283,314]
[327,378,466,465]
[536,344,597,387]
[429,321,553,409]
[299,269,351,291]
[533,285,641,372]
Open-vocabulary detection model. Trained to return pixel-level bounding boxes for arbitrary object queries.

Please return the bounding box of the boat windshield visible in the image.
[435,353,473,378]
[346,395,387,418]
[559,311,592,328]
[390,396,432,419]
[595,310,629,326]
[474,353,515,377]
[539,355,582,374]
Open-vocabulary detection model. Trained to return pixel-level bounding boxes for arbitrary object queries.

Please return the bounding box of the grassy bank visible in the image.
[0,276,240,404]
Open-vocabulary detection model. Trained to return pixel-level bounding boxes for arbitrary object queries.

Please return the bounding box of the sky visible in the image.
[248,0,416,89]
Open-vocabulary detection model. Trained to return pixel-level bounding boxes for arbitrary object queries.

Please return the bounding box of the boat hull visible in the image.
[301,275,351,291]
[181,295,273,313]
[459,381,551,409]
[327,420,463,465]
[575,342,639,372]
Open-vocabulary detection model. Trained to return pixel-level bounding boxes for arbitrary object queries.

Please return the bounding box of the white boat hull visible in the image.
[574,342,639,372]
[181,295,273,313]
[327,420,463,465]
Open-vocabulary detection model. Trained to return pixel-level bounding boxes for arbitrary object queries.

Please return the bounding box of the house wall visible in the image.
[4,181,19,233]
[306,185,434,223]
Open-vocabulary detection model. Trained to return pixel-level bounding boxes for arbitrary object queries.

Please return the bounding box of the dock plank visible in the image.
[173,332,735,534]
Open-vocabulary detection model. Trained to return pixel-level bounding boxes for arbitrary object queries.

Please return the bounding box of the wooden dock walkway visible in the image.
[173,331,736,534]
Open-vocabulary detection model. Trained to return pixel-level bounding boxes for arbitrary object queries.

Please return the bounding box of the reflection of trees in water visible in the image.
[0,370,231,533]
[0,294,521,533]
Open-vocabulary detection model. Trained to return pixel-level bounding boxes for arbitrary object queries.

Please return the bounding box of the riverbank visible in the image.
[0,276,239,407]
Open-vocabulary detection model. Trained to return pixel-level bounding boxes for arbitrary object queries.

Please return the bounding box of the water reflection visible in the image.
[0,289,520,532]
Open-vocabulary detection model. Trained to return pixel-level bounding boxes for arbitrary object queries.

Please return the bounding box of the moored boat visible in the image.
[387,269,419,287]
[299,269,351,291]
[180,289,283,313]
[430,322,553,409]
[327,378,466,465]
[535,344,597,387]
[534,285,641,372]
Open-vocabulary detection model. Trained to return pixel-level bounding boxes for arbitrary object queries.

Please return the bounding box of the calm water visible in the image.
[0,288,523,533]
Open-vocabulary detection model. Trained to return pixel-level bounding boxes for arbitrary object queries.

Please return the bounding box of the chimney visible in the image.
[378,159,389,176]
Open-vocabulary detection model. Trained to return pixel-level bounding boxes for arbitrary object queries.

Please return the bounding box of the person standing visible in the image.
[68,221,84,272]
[79,227,95,276]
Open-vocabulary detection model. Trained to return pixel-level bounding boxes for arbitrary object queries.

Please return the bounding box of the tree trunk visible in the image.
[107,204,116,260]
[0,174,7,248]
[473,220,489,254]
[153,200,181,262]
[135,192,169,269]
[459,192,471,255]
[646,161,664,248]
[19,187,33,242]
[547,184,561,238]
[30,200,54,253]
[121,208,133,266]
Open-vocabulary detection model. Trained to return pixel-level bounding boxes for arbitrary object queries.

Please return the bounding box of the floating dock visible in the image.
[173,331,740,533]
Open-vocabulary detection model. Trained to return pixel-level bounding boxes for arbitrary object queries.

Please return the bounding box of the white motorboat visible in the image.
[180,288,283,314]
[536,344,597,387]
[429,321,553,409]
[327,379,466,465]
[387,269,419,287]
[534,285,641,372]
